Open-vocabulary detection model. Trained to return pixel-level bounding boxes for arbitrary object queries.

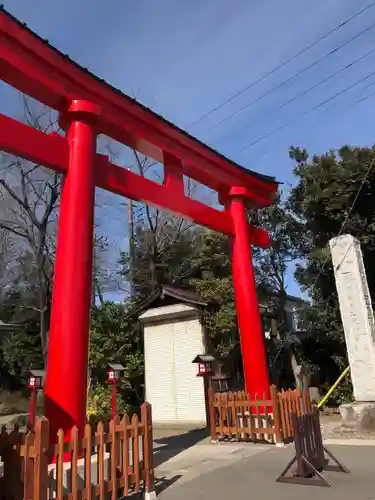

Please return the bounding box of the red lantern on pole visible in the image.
[192,354,216,427]
[107,363,125,420]
[27,370,45,427]
[192,354,215,377]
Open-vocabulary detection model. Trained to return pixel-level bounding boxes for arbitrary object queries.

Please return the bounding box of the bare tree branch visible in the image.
[0,96,62,360]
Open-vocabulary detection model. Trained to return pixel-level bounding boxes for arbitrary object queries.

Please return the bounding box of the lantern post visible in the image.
[107,363,125,420]
[192,354,216,426]
[192,354,215,378]
[27,370,45,427]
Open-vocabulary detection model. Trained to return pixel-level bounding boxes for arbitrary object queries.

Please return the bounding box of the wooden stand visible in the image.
[276,408,350,487]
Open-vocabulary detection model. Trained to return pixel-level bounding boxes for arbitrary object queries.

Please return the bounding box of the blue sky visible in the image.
[2,0,375,298]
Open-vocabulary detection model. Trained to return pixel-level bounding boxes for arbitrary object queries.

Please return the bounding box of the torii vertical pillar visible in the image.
[229,187,270,397]
[44,100,98,441]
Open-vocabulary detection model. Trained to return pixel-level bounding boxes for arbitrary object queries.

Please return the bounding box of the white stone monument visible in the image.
[330,234,375,429]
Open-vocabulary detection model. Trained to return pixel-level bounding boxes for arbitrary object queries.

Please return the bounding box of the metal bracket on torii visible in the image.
[0,7,280,442]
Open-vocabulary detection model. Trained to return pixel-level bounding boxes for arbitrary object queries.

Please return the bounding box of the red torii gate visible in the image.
[0,8,279,440]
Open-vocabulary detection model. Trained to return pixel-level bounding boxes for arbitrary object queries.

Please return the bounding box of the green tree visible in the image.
[184,231,237,353]
[119,207,200,300]
[249,197,305,387]
[88,301,144,416]
[0,289,44,391]
[287,145,375,400]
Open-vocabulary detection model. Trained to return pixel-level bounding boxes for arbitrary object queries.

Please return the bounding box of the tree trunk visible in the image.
[148,230,158,293]
[36,231,49,362]
[278,291,300,387]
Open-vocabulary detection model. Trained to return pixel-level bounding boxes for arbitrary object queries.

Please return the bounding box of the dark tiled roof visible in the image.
[28,369,45,378]
[160,285,207,306]
[124,285,207,320]
[192,354,216,363]
[0,7,280,186]
[108,363,125,371]
[0,320,23,331]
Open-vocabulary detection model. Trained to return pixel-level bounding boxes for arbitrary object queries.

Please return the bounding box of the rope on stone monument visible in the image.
[317,366,350,409]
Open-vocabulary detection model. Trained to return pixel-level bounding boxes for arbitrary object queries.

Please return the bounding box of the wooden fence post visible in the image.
[83,424,92,500]
[270,385,284,446]
[207,387,217,443]
[33,417,49,500]
[1,425,25,499]
[110,417,118,500]
[303,389,313,413]
[24,431,35,500]
[141,402,156,500]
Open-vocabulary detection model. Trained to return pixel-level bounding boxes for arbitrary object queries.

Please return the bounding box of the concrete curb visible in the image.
[324,438,375,446]
[145,491,157,500]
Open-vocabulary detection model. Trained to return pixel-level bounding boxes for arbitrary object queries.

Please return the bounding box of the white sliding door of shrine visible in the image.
[141,304,207,426]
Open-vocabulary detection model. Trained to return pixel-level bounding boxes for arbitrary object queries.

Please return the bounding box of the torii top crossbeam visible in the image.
[0,7,279,444]
[0,8,277,206]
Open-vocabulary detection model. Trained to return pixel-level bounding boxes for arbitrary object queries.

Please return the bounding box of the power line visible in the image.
[216,44,375,146]
[238,67,375,153]
[206,19,375,134]
[255,99,375,295]
[233,88,375,300]
[255,78,375,161]
[310,156,375,294]
[187,1,375,129]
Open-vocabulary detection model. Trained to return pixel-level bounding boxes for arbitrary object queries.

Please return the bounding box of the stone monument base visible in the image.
[339,402,375,431]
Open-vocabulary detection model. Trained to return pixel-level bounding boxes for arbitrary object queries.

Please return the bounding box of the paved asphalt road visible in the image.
[156,444,375,500]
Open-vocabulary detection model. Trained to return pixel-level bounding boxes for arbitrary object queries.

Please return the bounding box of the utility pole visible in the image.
[128,198,135,298]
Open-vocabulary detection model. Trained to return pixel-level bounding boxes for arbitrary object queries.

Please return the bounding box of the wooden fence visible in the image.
[278,387,313,442]
[0,402,154,500]
[208,385,312,444]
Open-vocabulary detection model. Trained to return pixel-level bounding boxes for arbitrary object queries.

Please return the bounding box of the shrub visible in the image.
[87,385,130,420]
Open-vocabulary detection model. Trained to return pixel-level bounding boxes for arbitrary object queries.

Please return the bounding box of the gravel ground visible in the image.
[320,413,375,440]
[0,413,28,429]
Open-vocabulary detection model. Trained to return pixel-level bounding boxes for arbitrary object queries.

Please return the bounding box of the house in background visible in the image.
[0,320,23,335]
[258,291,307,338]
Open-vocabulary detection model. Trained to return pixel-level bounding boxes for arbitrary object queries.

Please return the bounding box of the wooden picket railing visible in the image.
[0,402,154,500]
[207,385,312,444]
[278,387,313,442]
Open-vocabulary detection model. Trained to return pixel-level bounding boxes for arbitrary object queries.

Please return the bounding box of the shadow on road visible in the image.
[153,427,209,468]
[155,474,183,495]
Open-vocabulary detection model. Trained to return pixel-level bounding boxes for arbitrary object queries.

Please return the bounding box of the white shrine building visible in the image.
[138,286,209,427]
